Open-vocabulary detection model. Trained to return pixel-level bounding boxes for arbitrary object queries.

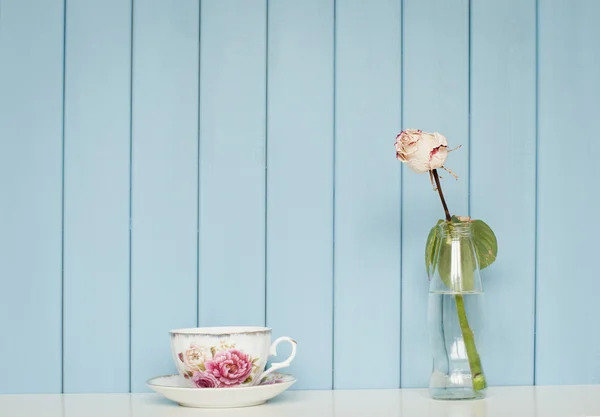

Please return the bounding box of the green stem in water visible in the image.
[455,294,487,392]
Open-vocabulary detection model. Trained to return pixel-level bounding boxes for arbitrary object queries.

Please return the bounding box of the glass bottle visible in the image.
[428,221,487,400]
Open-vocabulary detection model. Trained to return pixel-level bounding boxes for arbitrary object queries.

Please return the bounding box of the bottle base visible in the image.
[429,388,486,401]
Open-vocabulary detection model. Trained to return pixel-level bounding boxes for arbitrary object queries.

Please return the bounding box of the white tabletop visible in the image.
[1,386,600,417]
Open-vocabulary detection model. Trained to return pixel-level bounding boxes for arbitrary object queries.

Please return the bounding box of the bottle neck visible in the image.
[431,222,482,294]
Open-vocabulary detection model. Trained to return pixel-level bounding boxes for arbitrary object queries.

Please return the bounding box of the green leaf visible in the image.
[425,219,444,278]
[435,235,451,287]
[471,219,498,270]
[436,227,476,291]
[244,376,253,384]
[210,346,217,357]
[198,363,206,371]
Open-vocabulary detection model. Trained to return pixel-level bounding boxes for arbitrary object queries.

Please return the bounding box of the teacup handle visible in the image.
[258,337,297,382]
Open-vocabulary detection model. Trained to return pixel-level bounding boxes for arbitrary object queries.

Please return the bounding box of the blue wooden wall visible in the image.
[0,0,599,393]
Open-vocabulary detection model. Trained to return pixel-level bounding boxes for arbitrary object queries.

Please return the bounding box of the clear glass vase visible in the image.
[428,222,487,400]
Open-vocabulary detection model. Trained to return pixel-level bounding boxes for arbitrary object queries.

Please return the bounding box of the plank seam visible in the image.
[264,0,269,329]
[128,0,135,393]
[331,0,337,390]
[196,0,202,328]
[468,0,472,218]
[533,0,539,386]
[61,0,68,395]
[399,0,404,389]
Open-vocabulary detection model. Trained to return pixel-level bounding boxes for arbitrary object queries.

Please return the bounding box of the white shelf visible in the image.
[1,385,600,417]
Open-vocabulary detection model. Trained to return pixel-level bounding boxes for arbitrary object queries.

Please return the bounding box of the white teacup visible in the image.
[170,326,297,388]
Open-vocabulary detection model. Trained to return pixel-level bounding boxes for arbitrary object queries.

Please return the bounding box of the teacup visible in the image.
[170,326,297,388]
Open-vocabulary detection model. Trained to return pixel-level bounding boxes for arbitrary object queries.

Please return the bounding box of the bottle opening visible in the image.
[438,222,473,238]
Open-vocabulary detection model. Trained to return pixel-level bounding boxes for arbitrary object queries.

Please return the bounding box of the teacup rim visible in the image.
[170,326,272,336]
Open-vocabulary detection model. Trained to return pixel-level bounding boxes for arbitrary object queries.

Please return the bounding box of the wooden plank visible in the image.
[0,0,64,394]
[470,0,537,386]
[130,0,199,392]
[401,0,469,388]
[198,0,267,327]
[63,0,132,393]
[333,0,401,389]
[536,0,600,385]
[266,0,334,389]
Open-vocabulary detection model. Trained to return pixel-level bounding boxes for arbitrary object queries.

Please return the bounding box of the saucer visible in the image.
[146,372,296,408]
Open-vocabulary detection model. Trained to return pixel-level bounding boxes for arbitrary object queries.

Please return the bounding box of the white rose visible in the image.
[395,129,448,173]
[183,344,211,371]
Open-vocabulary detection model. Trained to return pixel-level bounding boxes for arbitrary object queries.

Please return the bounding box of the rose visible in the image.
[180,344,211,371]
[205,349,254,386]
[395,129,448,173]
[192,371,220,388]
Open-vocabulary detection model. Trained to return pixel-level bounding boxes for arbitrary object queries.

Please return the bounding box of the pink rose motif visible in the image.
[205,349,253,386]
[192,371,219,388]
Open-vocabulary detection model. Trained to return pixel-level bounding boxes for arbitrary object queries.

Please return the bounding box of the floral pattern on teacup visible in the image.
[178,342,260,388]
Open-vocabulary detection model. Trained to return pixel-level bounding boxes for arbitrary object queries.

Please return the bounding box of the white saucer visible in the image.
[146,372,296,408]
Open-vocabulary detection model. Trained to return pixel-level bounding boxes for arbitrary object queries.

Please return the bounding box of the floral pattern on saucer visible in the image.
[259,372,294,385]
[178,341,260,388]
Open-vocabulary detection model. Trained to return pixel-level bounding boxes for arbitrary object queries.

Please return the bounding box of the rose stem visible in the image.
[455,294,487,391]
[432,169,451,222]
[430,168,487,392]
